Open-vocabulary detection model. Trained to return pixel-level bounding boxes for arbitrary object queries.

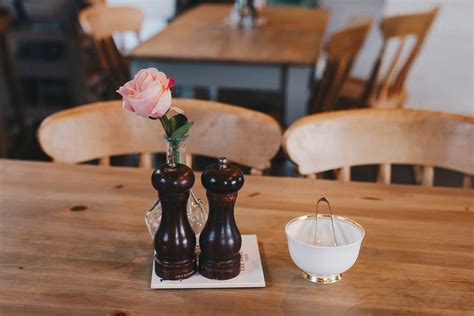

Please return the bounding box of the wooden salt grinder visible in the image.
[199,157,244,280]
[152,163,197,280]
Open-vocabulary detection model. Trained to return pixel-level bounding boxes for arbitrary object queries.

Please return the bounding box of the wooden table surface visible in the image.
[1,160,473,315]
[130,4,329,65]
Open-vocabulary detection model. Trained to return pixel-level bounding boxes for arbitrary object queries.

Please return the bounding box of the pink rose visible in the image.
[117,68,175,118]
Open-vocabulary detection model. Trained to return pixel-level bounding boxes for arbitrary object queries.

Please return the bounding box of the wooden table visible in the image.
[1,160,473,314]
[130,4,329,126]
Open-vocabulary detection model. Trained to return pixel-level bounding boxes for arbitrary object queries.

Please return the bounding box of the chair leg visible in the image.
[377,164,391,184]
[139,153,152,168]
[337,166,350,181]
[463,175,473,189]
[99,157,110,166]
[413,165,423,184]
[421,166,434,187]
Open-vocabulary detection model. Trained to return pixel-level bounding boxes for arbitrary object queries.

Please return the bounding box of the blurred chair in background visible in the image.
[308,18,372,113]
[341,8,439,109]
[37,99,282,175]
[84,0,106,5]
[79,5,144,97]
[0,8,25,157]
[283,108,473,188]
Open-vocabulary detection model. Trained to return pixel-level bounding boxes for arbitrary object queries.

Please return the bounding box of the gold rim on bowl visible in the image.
[302,272,342,284]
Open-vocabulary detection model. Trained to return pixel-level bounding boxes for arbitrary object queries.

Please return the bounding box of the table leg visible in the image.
[284,66,313,127]
[180,87,196,99]
[208,86,218,101]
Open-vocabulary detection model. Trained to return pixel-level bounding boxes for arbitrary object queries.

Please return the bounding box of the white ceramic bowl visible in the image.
[285,214,365,284]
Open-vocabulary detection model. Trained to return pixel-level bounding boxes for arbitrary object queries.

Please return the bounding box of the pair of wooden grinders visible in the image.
[151,157,244,281]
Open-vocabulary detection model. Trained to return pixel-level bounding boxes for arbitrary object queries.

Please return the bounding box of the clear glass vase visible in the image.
[145,136,208,239]
[229,0,259,29]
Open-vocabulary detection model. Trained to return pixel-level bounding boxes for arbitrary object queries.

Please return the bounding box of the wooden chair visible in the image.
[283,109,474,188]
[340,8,439,109]
[38,99,282,174]
[0,9,26,157]
[84,0,106,5]
[308,19,372,113]
[79,5,144,95]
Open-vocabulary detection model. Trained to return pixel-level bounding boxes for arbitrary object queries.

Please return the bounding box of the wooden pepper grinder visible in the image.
[152,163,197,280]
[199,157,244,280]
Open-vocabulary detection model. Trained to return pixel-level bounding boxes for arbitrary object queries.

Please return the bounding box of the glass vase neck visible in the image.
[165,135,188,165]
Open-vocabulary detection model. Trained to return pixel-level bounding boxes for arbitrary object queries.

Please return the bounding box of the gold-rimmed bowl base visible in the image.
[302,271,342,284]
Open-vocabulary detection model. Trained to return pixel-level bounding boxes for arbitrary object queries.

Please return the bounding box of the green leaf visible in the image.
[168,114,188,134]
[170,122,193,140]
[159,115,172,137]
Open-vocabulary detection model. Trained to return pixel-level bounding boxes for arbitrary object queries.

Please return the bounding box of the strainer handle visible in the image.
[314,197,338,246]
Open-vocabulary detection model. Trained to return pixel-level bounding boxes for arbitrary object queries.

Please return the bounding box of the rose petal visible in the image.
[117,85,134,97]
[118,68,174,118]
[141,76,155,91]
[128,87,161,116]
[134,68,149,79]
[122,100,134,112]
[150,90,172,118]
[134,69,150,88]
[127,81,140,95]
[128,98,155,117]
[156,71,167,83]
[136,82,163,101]
[167,77,175,89]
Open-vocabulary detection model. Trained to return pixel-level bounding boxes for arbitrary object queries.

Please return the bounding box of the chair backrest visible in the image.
[283,109,474,187]
[0,9,10,33]
[79,6,144,91]
[308,19,372,113]
[364,8,439,108]
[84,0,106,6]
[38,99,282,172]
[79,5,143,40]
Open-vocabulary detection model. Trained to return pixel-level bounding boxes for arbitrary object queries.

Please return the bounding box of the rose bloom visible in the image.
[117,68,175,118]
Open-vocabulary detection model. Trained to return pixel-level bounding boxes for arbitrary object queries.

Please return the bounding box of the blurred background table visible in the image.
[0,159,472,314]
[130,4,329,126]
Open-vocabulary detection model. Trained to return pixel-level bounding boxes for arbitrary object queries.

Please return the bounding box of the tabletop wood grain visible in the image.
[130,4,329,65]
[0,159,473,315]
